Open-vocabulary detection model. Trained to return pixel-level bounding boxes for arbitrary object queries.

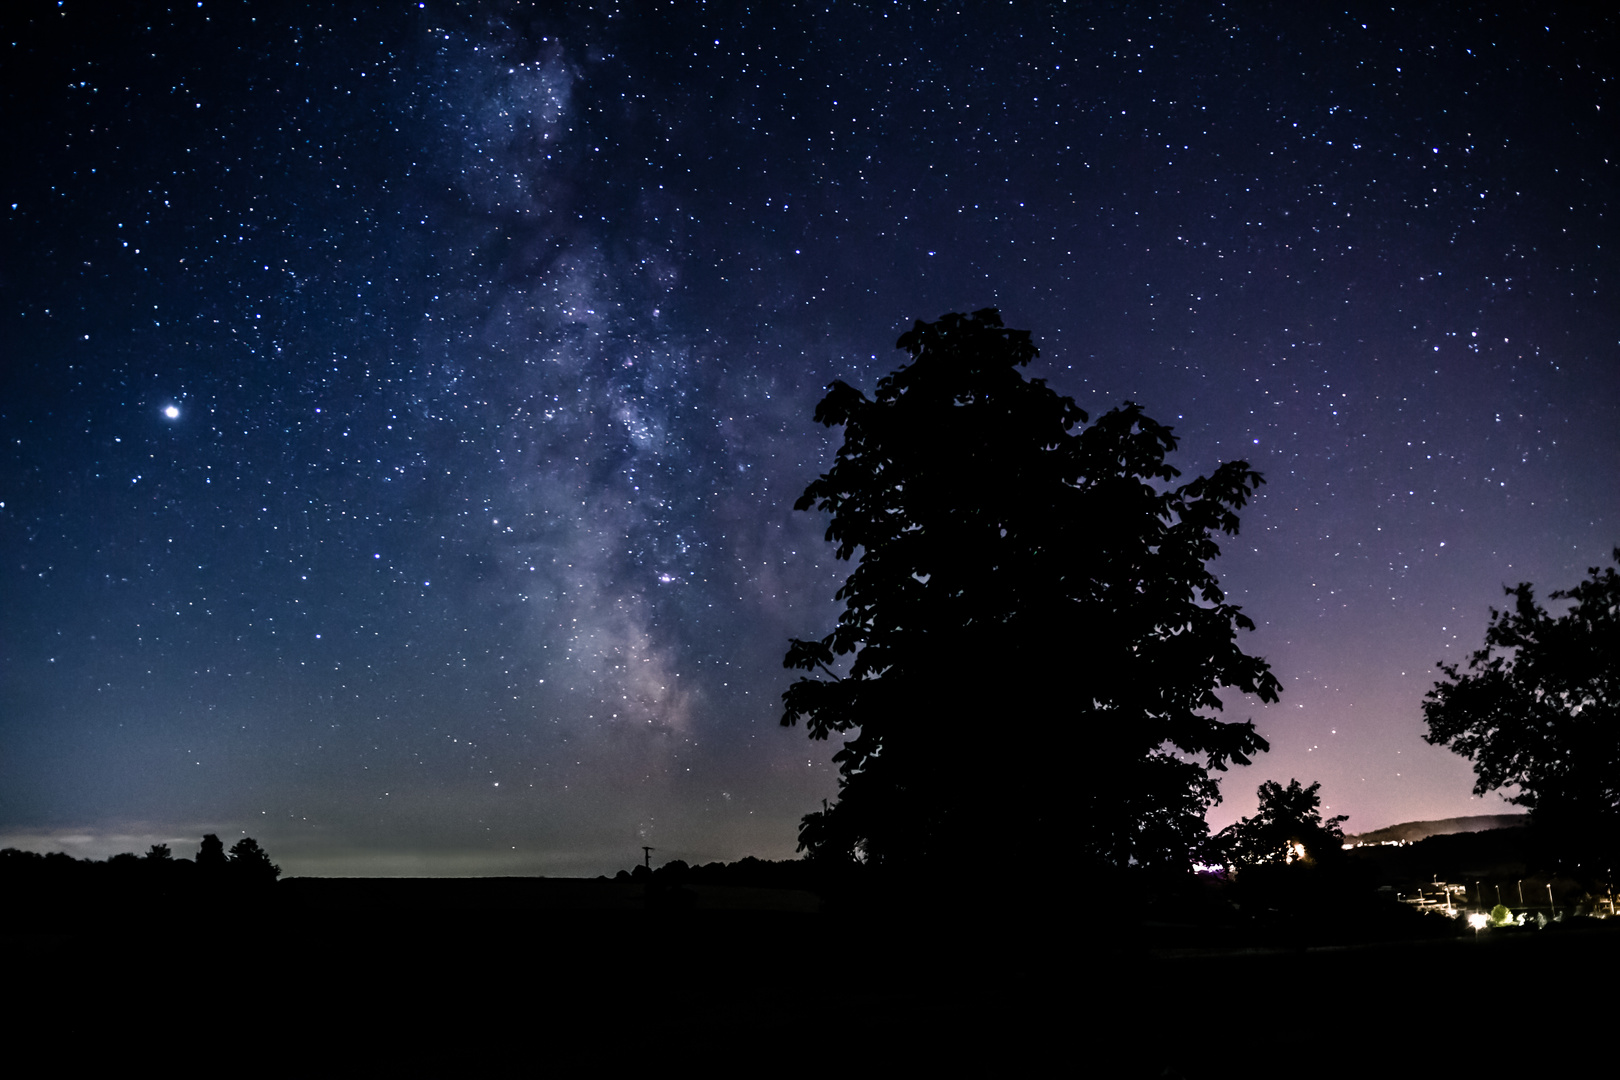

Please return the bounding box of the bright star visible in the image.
[163,405,180,419]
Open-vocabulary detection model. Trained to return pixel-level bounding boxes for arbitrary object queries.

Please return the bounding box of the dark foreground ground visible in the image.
[7,878,1616,1074]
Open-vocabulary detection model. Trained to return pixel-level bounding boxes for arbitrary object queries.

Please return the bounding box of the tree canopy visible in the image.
[197,833,227,868]
[1422,550,1620,877]
[782,309,1280,874]
[1,834,282,896]
[1212,778,1347,871]
[228,836,282,883]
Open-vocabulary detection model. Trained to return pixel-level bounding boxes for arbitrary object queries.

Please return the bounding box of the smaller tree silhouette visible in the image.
[227,837,281,884]
[1213,779,1347,870]
[1422,550,1620,878]
[196,834,228,870]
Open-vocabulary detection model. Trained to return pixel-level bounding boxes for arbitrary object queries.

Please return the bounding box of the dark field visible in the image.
[7,877,1615,1073]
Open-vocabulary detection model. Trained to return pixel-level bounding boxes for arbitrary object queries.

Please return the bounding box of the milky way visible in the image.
[2,3,1615,875]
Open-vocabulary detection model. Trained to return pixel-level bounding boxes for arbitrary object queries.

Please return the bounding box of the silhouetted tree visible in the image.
[227,837,281,884]
[145,843,172,861]
[783,309,1279,875]
[1212,779,1347,870]
[653,858,691,885]
[196,834,228,871]
[1422,550,1620,880]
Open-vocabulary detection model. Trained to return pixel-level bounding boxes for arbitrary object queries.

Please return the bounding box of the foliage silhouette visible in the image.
[197,833,228,870]
[1,834,282,916]
[783,309,1280,874]
[1212,778,1347,870]
[1422,550,1620,880]
[228,836,282,883]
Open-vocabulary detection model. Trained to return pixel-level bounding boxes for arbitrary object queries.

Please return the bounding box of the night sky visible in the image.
[3,2,1615,876]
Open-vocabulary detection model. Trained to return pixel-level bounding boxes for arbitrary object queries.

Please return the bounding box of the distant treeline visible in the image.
[1,833,280,893]
[1346,825,1538,885]
[613,856,824,891]
[1345,814,1528,847]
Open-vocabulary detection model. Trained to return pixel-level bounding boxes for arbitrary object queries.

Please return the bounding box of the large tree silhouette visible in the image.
[783,310,1280,874]
[1423,550,1620,878]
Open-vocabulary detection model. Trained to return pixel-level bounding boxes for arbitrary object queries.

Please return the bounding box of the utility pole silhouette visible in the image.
[642,846,655,870]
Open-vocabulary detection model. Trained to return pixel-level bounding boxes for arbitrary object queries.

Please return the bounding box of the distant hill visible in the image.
[1346,814,1527,846]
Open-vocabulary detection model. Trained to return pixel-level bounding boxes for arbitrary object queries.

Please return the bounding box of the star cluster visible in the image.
[2,3,1615,874]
